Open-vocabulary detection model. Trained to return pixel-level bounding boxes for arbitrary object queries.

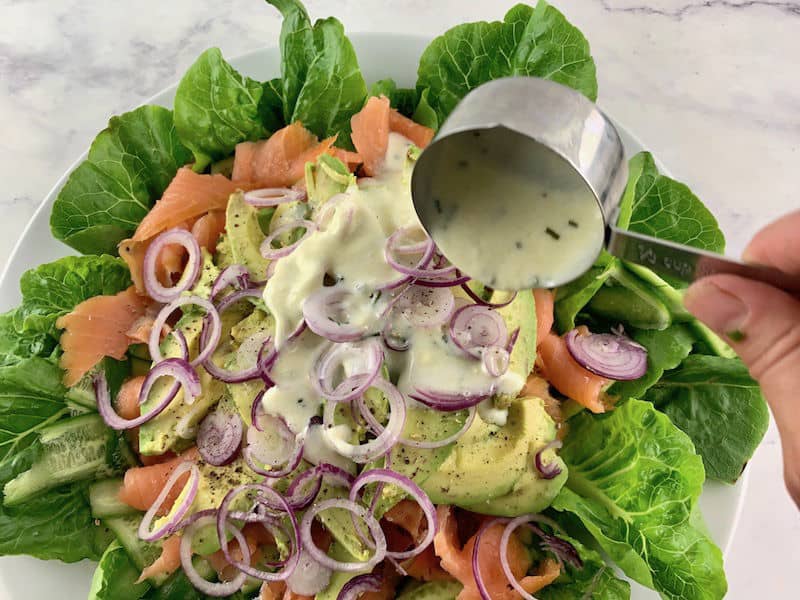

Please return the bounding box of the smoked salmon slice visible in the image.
[132,168,240,242]
[116,376,146,420]
[533,288,555,347]
[139,535,182,582]
[331,148,363,172]
[351,96,391,176]
[433,506,560,600]
[56,287,153,386]
[389,110,434,149]
[232,122,335,188]
[191,210,226,253]
[118,447,200,513]
[537,331,608,413]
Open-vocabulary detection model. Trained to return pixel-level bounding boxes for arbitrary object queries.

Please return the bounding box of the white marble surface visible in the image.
[0,0,798,597]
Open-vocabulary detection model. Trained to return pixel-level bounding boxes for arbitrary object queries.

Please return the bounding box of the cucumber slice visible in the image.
[3,414,136,506]
[105,515,170,587]
[90,479,139,519]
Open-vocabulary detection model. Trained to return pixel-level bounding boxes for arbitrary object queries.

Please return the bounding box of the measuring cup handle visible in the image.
[606,225,800,296]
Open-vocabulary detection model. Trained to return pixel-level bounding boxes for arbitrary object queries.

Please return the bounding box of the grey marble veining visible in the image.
[0,0,798,597]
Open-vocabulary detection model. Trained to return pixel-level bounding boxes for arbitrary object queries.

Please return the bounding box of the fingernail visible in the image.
[684,279,749,335]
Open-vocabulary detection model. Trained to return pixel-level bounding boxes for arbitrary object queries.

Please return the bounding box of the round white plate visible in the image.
[0,33,745,600]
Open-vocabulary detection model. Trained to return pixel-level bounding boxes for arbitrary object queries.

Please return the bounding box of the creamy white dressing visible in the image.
[259,133,521,434]
[416,128,605,290]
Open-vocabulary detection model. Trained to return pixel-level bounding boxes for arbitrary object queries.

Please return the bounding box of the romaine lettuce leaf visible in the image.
[368,79,418,116]
[552,399,727,600]
[645,355,769,482]
[416,1,597,125]
[0,310,56,366]
[268,0,367,148]
[174,48,274,170]
[51,106,191,254]
[90,540,151,600]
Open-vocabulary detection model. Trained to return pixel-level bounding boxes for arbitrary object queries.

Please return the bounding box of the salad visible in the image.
[0,1,769,599]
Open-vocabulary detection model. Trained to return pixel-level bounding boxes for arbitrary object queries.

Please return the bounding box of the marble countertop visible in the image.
[1,0,797,597]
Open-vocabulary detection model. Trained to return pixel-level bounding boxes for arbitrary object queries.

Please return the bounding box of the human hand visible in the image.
[684,210,800,507]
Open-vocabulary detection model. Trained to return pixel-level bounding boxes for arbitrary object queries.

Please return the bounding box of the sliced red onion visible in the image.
[139,357,202,407]
[413,269,471,289]
[312,339,384,403]
[526,523,583,569]
[534,439,564,480]
[244,415,304,478]
[300,499,386,572]
[483,345,510,377]
[284,463,355,511]
[138,461,200,542]
[336,574,383,600]
[203,337,272,383]
[449,304,508,358]
[460,283,517,308]
[181,514,249,597]
[148,295,221,365]
[244,187,305,207]
[410,386,493,412]
[349,469,436,561]
[217,483,300,581]
[143,228,202,303]
[210,264,252,300]
[398,406,476,449]
[94,371,176,431]
[303,287,371,343]
[314,193,350,231]
[215,287,264,315]
[395,285,455,328]
[286,550,333,596]
[381,308,412,352]
[472,518,511,600]
[498,515,571,600]
[564,329,648,380]
[260,219,317,260]
[507,327,520,355]
[322,378,406,463]
[197,410,243,466]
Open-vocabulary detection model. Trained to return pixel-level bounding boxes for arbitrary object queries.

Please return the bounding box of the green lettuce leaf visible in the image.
[0,310,57,366]
[51,106,191,254]
[552,399,727,600]
[268,0,367,148]
[645,355,769,482]
[368,79,418,116]
[416,1,597,125]
[620,152,725,252]
[609,324,695,400]
[539,532,630,600]
[90,540,151,600]
[174,48,272,169]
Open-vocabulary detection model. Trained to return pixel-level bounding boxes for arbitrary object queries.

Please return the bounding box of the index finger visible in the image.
[743,210,800,276]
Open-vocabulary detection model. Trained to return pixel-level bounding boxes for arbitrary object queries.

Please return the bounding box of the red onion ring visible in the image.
[472,518,511,600]
[300,499,386,572]
[217,483,300,581]
[349,469,437,561]
[322,378,406,464]
[525,522,583,569]
[313,193,349,230]
[210,264,253,300]
[336,574,383,600]
[138,461,200,542]
[482,345,510,377]
[398,406,476,449]
[143,228,202,303]
[203,337,272,384]
[139,357,202,407]
[395,285,455,328]
[260,219,317,260]
[564,329,648,380]
[244,420,304,478]
[244,187,305,207]
[533,439,563,480]
[460,283,517,309]
[148,295,221,365]
[286,550,333,596]
[197,410,243,466]
[449,304,508,358]
[284,463,355,511]
[94,371,176,431]
[214,287,264,315]
[181,514,249,596]
[312,339,384,403]
[302,287,371,343]
[410,386,493,412]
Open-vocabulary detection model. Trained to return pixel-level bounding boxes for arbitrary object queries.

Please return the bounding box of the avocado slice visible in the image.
[422,397,563,509]
[189,248,220,301]
[397,580,463,600]
[268,197,311,248]
[226,191,270,279]
[305,154,353,210]
[462,398,566,517]
[493,288,537,407]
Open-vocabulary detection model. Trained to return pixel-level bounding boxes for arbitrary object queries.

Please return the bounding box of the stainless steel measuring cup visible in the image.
[411,77,800,294]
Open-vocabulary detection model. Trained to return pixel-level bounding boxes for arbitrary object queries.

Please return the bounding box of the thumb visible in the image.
[684,274,800,503]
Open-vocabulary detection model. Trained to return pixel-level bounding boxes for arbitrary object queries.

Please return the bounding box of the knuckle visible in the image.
[745,323,800,384]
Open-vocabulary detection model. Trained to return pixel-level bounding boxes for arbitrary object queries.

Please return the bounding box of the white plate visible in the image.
[0,33,745,600]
